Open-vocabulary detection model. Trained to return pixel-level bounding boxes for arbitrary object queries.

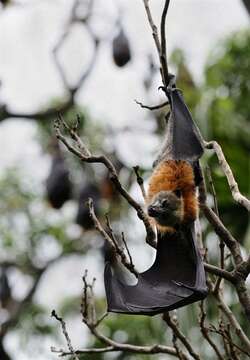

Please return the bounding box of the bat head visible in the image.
[147,190,183,227]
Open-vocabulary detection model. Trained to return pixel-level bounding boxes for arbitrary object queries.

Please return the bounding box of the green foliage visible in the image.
[171,30,250,243]
[203,29,250,242]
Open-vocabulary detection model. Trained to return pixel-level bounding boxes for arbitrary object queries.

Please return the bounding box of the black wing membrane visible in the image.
[105,226,207,315]
[154,89,204,167]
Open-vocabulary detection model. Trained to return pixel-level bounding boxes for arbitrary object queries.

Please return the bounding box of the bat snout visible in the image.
[148,205,160,217]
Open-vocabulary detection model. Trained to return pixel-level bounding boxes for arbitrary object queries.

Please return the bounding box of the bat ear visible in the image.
[174,189,181,198]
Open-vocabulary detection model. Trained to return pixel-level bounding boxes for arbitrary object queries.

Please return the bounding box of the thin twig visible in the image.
[225,325,241,360]
[168,312,188,360]
[134,99,169,111]
[142,0,161,58]
[53,342,180,357]
[160,0,171,85]
[121,232,134,269]
[209,325,249,357]
[52,0,99,95]
[199,178,242,267]
[204,263,235,284]
[51,346,116,355]
[199,301,224,360]
[219,321,232,358]
[57,269,182,358]
[81,270,89,320]
[51,310,80,360]
[163,312,201,360]
[214,291,250,352]
[55,116,157,248]
[88,199,138,277]
[199,172,250,323]
[205,141,250,211]
[206,166,219,217]
[206,166,225,293]
[0,1,99,124]
[133,165,146,201]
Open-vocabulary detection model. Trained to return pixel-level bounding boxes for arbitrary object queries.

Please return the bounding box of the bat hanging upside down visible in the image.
[147,160,198,234]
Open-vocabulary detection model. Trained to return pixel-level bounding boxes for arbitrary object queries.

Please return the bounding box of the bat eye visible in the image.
[162,199,169,207]
[174,189,181,198]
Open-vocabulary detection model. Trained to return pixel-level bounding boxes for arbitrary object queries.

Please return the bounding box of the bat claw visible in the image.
[158,85,167,93]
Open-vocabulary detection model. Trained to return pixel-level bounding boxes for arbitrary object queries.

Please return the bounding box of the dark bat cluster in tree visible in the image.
[76,183,100,229]
[0,267,11,308]
[46,142,124,230]
[46,152,72,209]
[112,26,131,67]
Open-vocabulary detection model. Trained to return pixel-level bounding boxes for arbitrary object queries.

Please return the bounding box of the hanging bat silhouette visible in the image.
[76,183,101,230]
[0,267,11,308]
[0,0,11,7]
[76,158,123,230]
[101,158,124,201]
[46,153,72,209]
[104,82,208,315]
[112,27,131,67]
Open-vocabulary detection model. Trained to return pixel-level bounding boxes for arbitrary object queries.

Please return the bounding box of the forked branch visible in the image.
[54,115,157,248]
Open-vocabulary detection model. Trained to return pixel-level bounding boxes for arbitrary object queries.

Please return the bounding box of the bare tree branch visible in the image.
[160,0,171,85]
[53,343,180,357]
[141,0,161,58]
[199,172,250,323]
[199,301,225,360]
[54,115,157,248]
[214,291,250,352]
[53,273,182,358]
[163,312,200,360]
[0,0,99,124]
[206,166,225,293]
[133,165,147,201]
[0,98,74,122]
[205,141,250,211]
[134,99,169,111]
[88,198,138,277]
[51,310,80,360]
[204,263,235,284]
